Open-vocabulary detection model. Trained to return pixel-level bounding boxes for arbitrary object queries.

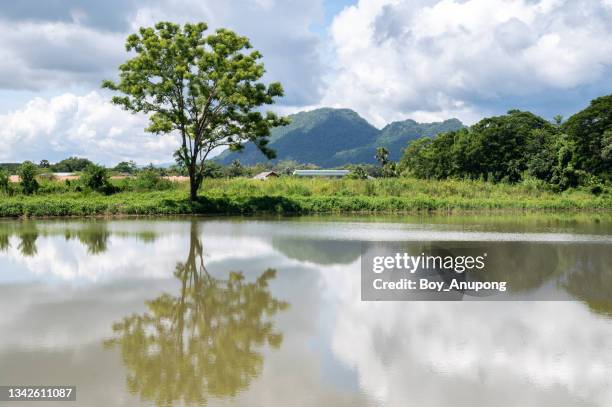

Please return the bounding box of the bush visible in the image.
[0,169,9,194]
[82,164,115,194]
[133,168,173,191]
[347,166,369,180]
[19,161,39,195]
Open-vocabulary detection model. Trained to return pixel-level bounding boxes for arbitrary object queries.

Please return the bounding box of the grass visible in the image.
[0,177,610,218]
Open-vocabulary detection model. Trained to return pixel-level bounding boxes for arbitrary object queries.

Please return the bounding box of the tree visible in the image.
[82,164,114,194]
[51,157,93,172]
[398,137,434,178]
[562,94,612,178]
[39,159,50,168]
[347,165,369,179]
[602,129,612,164]
[375,147,390,167]
[19,161,39,195]
[467,110,555,183]
[103,22,289,200]
[0,169,9,194]
[226,159,245,178]
[114,160,137,174]
[375,147,398,177]
[105,222,287,405]
[201,161,224,178]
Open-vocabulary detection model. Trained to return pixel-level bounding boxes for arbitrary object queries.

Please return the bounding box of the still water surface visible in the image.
[0,214,611,406]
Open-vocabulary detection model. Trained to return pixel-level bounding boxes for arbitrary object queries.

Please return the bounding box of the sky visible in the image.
[0,0,611,165]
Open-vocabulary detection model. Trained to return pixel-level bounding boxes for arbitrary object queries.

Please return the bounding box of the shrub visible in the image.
[82,164,115,194]
[133,168,173,191]
[347,166,369,180]
[0,169,9,194]
[19,161,39,195]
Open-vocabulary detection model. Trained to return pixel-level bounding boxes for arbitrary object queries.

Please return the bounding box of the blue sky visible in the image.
[0,0,610,165]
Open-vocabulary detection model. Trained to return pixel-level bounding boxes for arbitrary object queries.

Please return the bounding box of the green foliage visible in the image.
[562,94,612,178]
[0,163,20,174]
[50,157,93,172]
[0,169,9,194]
[0,178,608,218]
[227,160,246,177]
[375,147,390,167]
[39,159,50,168]
[399,98,611,191]
[103,21,288,199]
[82,164,115,194]
[114,160,137,174]
[201,161,224,178]
[347,166,369,180]
[602,129,612,164]
[19,161,39,195]
[133,168,173,191]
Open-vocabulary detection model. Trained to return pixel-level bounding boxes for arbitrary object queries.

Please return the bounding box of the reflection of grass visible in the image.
[0,177,610,217]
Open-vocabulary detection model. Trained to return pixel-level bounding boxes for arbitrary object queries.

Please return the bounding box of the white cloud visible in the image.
[126,0,325,106]
[321,264,612,406]
[0,0,327,163]
[0,0,325,106]
[0,20,125,90]
[323,0,612,125]
[0,91,179,165]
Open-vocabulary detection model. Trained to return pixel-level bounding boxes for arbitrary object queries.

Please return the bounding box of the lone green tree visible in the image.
[103,22,289,200]
[19,161,39,195]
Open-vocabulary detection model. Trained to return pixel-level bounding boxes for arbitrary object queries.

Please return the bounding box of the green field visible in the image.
[0,177,610,218]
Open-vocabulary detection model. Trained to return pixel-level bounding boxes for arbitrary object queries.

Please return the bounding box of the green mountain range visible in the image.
[215,108,464,167]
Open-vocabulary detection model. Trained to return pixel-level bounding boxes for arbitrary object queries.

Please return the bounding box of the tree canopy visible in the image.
[399,95,611,190]
[103,21,289,200]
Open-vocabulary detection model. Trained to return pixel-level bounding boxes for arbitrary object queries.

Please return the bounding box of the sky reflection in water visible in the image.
[0,215,611,407]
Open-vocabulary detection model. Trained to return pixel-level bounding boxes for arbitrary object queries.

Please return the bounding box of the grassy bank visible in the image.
[0,177,610,217]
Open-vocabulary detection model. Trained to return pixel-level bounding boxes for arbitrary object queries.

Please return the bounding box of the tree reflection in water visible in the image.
[104,222,289,406]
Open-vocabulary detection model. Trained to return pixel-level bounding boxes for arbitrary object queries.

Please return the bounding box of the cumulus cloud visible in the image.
[323,0,612,125]
[0,91,179,164]
[0,0,325,106]
[0,0,327,163]
[2,0,611,163]
[0,21,124,91]
[126,0,325,106]
[321,263,612,406]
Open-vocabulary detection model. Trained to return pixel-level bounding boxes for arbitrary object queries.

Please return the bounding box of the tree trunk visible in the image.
[189,180,198,201]
[188,162,198,201]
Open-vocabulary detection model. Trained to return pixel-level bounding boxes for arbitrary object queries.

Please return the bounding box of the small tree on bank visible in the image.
[19,161,39,195]
[103,22,289,200]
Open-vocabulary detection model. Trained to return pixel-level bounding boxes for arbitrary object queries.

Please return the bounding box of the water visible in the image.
[0,214,611,406]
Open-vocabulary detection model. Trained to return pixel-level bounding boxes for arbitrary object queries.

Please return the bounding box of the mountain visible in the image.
[215,108,464,167]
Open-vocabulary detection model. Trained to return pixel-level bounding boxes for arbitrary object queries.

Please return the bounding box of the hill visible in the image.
[215,108,464,167]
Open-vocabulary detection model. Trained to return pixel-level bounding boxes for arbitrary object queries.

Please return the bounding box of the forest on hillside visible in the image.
[398,95,611,192]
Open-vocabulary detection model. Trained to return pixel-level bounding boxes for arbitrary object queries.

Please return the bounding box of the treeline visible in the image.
[398,95,611,192]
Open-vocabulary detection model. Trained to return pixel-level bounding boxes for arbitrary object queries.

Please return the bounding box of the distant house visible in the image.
[252,171,279,180]
[293,170,350,177]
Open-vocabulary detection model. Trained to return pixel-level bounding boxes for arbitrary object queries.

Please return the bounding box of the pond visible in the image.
[0,214,611,406]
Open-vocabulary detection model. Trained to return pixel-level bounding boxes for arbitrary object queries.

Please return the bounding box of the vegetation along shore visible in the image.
[0,177,609,218]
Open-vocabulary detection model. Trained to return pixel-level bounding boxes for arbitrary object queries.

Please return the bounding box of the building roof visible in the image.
[253,171,279,180]
[293,170,350,177]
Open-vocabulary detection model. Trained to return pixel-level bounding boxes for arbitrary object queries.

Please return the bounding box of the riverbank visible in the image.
[0,178,610,218]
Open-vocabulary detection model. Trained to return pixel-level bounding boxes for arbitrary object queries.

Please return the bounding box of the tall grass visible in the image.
[0,177,609,218]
